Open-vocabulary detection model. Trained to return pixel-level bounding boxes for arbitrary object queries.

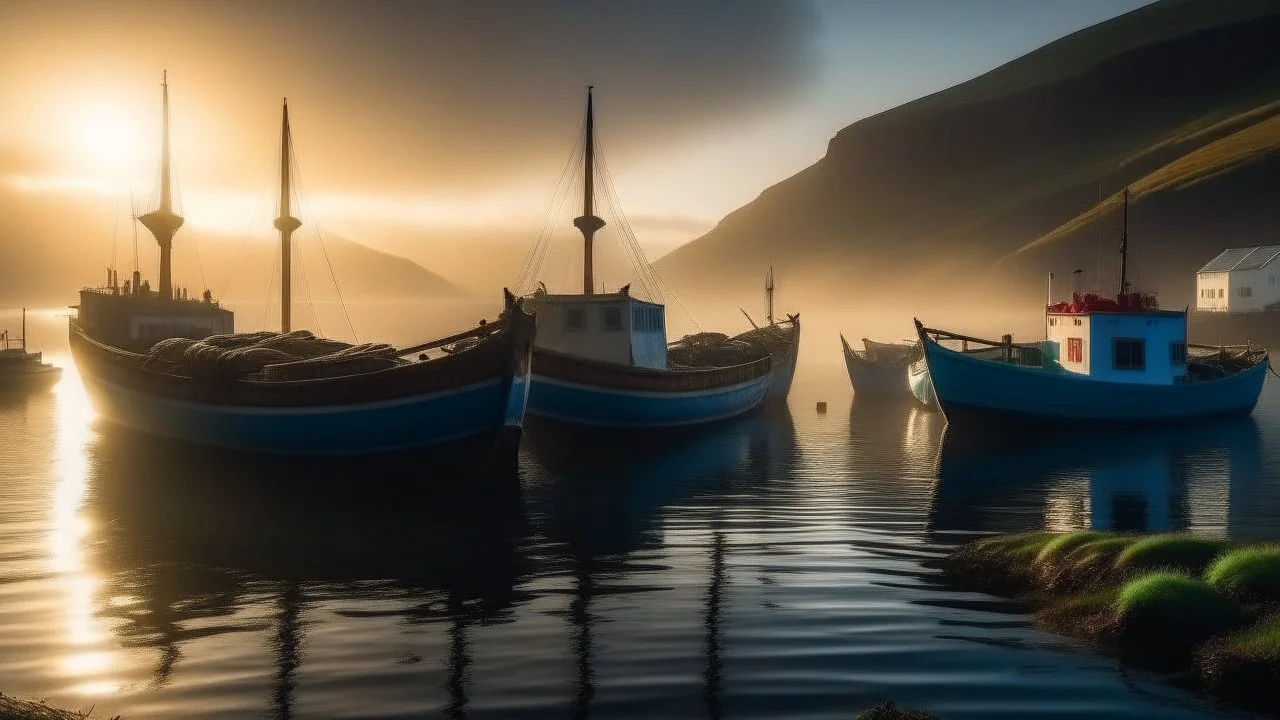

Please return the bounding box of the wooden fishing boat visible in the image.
[0,309,62,390]
[840,334,912,396]
[522,87,799,428]
[70,75,534,455]
[915,189,1269,425]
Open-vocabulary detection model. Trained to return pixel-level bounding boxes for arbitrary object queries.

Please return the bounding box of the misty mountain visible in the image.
[0,187,464,307]
[655,0,1280,310]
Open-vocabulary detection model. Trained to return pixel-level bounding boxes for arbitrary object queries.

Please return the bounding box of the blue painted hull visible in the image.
[78,372,516,455]
[919,331,1268,423]
[528,371,770,428]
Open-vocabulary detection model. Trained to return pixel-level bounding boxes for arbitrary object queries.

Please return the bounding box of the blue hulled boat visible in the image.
[522,87,799,428]
[70,76,534,455]
[915,190,1268,425]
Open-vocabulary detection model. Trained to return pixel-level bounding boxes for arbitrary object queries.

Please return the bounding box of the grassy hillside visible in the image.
[656,0,1280,310]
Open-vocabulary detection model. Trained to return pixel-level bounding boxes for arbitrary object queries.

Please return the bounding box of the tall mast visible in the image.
[765,266,775,325]
[137,70,184,300]
[21,308,26,352]
[1118,186,1130,300]
[274,99,302,333]
[573,86,605,296]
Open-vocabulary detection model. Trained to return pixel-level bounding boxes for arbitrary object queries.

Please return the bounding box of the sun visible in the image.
[74,102,142,171]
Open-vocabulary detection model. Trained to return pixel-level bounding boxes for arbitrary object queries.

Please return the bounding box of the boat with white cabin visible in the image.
[914,189,1268,424]
[522,87,799,428]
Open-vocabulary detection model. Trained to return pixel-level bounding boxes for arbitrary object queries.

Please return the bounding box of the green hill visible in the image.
[655,0,1280,310]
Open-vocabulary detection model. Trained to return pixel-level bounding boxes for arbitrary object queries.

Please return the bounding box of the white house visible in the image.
[1196,246,1280,313]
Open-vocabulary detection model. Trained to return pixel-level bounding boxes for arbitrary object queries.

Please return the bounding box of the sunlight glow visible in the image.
[48,359,118,695]
[75,102,143,171]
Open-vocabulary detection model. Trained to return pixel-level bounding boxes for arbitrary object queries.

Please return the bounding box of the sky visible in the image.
[0,0,1155,296]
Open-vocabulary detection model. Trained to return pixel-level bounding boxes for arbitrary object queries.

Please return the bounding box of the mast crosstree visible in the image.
[137,70,185,300]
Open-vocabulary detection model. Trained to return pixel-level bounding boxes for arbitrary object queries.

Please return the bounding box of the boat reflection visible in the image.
[928,417,1263,539]
[522,410,796,719]
[847,396,944,478]
[83,426,529,717]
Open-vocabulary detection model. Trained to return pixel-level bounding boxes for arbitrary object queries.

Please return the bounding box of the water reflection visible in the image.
[929,417,1264,538]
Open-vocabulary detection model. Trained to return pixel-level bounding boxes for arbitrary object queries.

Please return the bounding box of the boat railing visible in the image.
[919,326,1045,368]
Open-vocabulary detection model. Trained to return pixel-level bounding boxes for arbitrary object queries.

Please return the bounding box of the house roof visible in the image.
[1198,246,1280,273]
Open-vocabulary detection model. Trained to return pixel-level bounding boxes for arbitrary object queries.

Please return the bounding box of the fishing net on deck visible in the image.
[667,324,793,370]
[1187,345,1268,380]
[141,330,404,382]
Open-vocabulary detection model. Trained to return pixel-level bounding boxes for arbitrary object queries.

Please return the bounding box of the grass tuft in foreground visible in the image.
[854,701,941,720]
[0,693,119,720]
[944,531,1280,714]
[1205,546,1280,602]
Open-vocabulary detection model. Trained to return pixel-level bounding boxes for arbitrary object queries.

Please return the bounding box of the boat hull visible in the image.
[907,357,935,406]
[763,320,801,403]
[0,366,62,391]
[841,334,908,397]
[527,348,771,428]
[919,330,1268,424]
[69,294,535,456]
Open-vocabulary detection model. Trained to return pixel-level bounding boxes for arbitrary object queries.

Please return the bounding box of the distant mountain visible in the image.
[655,0,1280,310]
[0,188,464,307]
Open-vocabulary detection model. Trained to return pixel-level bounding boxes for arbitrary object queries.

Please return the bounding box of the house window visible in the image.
[565,305,585,332]
[1113,338,1145,371]
[1271,275,1276,286]
[1067,337,1083,363]
[1170,342,1187,366]
[601,304,623,331]
[1238,286,1253,298]
[1219,288,1225,298]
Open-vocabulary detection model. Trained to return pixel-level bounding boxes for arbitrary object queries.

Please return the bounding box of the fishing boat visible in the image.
[70,75,534,455]
[0,309,62,390]
[915,189,1268,425]
[840,335,913,396]
[521,87,799,428]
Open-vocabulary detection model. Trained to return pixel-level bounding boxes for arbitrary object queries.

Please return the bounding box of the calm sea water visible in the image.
[1,306,1277,719]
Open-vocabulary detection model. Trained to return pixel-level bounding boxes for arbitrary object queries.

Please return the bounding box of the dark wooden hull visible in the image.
[69,292,535,455]
[527,347,773,428]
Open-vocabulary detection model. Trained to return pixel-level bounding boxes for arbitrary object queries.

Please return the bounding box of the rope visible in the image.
[294,229,323,336]
[263,237,279,331]
[287,127,359,343]
[516,118,586,294]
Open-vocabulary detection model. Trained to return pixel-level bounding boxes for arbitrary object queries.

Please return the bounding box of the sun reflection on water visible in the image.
[47,358,120,696]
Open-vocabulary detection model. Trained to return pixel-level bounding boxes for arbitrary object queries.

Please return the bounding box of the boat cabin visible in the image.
[529,290,667,369]
[76,286,234,351]
[1046,300,1187,385]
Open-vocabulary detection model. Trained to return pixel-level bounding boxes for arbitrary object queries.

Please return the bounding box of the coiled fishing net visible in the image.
[141,330,404,381]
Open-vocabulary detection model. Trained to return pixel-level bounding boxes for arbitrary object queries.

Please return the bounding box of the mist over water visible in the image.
[0,303,1274,719]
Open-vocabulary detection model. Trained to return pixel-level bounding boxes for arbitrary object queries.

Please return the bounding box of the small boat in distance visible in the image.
[840,335,913,396]
[915,189,1269,425]
[522,87,799,428]
[71,75,534,456]
[0,308,62,390]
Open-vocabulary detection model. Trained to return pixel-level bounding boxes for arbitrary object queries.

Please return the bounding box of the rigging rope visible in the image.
[288,128,359,343]
[293,227,323,336]
[263,236,280,331]
[515,116,586,294]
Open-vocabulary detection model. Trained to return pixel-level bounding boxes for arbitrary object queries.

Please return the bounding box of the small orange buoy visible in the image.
[816,401,827,414]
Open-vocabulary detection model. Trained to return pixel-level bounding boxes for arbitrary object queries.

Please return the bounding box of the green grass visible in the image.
[1114,572,1246,664]
[1035,532,1113,565]
[1114,535,1230,576]
[854,701,940,720]
[1197,616,1280,709]
[974,532,1059,559]
[1206,546,1280,602]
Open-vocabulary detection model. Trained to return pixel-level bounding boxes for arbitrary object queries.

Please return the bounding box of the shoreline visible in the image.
[944,531,1280,714]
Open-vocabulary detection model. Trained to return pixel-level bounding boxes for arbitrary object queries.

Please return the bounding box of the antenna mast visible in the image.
[1118,186,1130,300]
[137,70,185,300]
[274,99,302,333]
[573,86,605,296]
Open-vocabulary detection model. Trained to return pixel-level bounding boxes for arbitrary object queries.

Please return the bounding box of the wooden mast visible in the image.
[137,70,184,300]
[20,308,26,352]
[573,86,605,296]
[274,99,302,333]
[1118,186,1130,300]
[765,266,775,326]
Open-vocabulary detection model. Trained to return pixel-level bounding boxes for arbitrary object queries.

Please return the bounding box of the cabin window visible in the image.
[1170,341,1187,366]
[1067,337,1083,363]
[1113,338,1145,371]
[601,304,623,331]
[565,305,585,332]
[1073,318,1082,327]
[632,305,663,332]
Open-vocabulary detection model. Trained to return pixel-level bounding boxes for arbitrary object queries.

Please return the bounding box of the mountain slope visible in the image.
[655,0,1280,309]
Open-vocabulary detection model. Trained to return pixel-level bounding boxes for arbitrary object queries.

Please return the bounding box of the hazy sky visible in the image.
[0,0,1155,289]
